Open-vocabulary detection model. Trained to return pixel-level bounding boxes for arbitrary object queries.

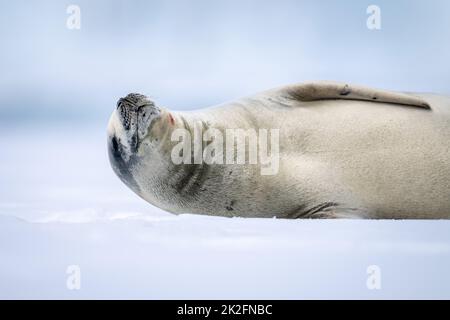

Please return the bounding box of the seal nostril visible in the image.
[116,98,125,110]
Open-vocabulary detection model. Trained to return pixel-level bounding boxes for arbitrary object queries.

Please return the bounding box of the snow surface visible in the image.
[1,126,450,299]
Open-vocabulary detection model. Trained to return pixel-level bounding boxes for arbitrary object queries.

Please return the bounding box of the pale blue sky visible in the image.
[1,0,449,123]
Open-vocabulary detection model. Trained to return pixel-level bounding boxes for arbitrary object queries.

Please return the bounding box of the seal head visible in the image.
[107,93,161,193]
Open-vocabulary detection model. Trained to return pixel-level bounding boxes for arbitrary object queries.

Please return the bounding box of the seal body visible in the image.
[107,82,450,219]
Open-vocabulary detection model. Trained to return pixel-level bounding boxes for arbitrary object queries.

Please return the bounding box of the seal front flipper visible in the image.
[308,208,368,219]
[278,81,431,109]
[288,202,368,219]
[307,207,369,219]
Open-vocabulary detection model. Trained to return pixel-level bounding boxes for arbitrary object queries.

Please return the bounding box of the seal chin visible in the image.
[107,134,141,194]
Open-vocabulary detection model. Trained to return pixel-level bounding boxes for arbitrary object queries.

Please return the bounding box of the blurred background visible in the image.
[2,0,450,123]
[1,0,450,299]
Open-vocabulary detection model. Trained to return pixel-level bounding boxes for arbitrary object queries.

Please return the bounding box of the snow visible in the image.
[1,126,450,299]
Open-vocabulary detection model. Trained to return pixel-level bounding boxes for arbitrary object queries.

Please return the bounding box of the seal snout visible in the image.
[111,92,162,157]
[116,93,153,130]
[116,93,160,131]
[117,93,152,110]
